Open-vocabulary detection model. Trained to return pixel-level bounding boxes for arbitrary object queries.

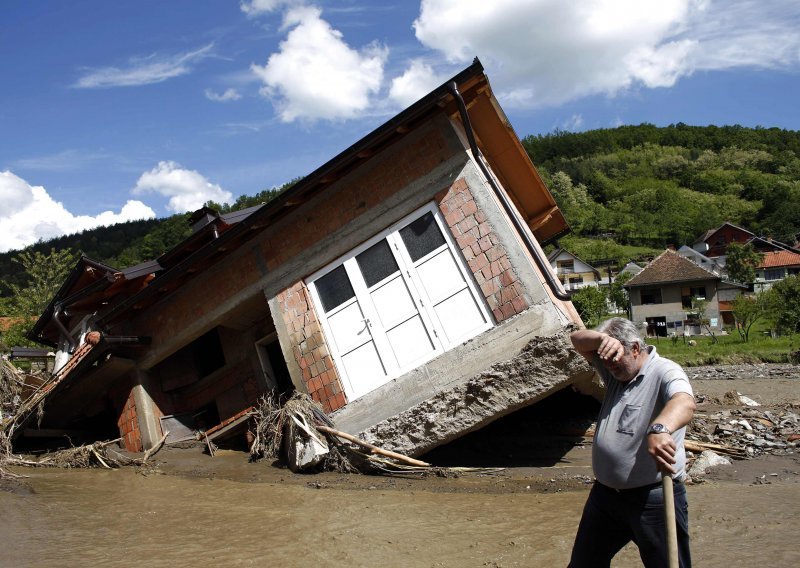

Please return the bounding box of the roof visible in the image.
[698,222,754,245]
[758,250,800,269]
[747,236,800,255]
[624,249,720,288]
[547,248,600,276]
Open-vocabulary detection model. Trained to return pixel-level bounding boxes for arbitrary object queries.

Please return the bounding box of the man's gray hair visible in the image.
[595,317,647,351]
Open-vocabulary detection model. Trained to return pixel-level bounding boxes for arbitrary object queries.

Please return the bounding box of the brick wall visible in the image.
[263,127,452,269]
[436,178,529,322]
[276,282,346,413]
[116,387,142,452]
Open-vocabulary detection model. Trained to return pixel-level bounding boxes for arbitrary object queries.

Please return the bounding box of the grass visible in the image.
[647,331,798,367]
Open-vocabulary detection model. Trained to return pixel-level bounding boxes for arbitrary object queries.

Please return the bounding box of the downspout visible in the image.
[447,82,571,301]
[53,304,76,353]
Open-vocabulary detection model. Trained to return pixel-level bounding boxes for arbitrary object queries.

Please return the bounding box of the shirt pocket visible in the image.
[617,404,641,435]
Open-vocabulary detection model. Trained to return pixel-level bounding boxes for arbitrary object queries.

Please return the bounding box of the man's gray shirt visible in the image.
[592,346,693,489]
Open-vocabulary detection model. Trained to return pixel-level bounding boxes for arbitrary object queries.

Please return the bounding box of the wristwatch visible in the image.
[647,423,671,435]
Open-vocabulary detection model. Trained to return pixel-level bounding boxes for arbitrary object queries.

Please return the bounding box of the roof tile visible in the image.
[624,250,719,287]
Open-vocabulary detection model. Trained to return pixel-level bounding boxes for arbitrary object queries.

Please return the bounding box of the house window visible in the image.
[764,268,784,281]
[681,286,706,308]
[307,204,491,401]
[557,259,575,273]
[640,287,662,305]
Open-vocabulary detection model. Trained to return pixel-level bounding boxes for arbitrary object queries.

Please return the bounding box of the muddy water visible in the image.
[2,463,798,568]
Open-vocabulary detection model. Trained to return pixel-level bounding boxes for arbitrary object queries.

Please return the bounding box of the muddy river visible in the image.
[2,373,799,567]
[2,452,798,568]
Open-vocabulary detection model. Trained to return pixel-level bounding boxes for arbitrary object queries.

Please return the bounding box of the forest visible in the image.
[1,124,799,314]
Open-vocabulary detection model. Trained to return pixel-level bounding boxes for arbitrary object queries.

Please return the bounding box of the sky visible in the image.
[2,0,800,253]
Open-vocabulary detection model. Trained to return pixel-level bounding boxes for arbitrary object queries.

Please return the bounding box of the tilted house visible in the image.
[624,250,745,336]
[22,60,593,457]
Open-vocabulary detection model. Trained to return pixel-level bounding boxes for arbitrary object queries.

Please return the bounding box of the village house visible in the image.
[754,249,800,292]
[547,248,604,290]
[19,60,594,458]
[624,250,746,336]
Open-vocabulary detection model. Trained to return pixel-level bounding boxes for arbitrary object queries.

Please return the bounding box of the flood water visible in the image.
[2,457,798,568]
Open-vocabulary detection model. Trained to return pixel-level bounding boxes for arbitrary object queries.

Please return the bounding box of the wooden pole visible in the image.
[662,475,679,568]
[316,424,431,467]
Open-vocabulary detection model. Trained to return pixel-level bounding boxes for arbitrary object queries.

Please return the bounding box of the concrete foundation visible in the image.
[357,331,597,457]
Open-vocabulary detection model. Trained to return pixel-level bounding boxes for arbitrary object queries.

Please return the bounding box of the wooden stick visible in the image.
[685,440,745,457]
[203,431,216,457]
[142,431,169,464]
[662,476,679,568]
[316,424,431,467]
[91,447,113,470]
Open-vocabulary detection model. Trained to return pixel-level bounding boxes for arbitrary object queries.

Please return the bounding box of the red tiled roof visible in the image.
[758,250,800,269]
[624,250,719,287]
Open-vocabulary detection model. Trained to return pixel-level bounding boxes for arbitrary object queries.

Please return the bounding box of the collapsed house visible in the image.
[16,59,595,458]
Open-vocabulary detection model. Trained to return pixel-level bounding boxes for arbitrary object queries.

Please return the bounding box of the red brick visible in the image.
[468,253,489,273]
[512,295,528,314]
[500,269,517,287]
[462,200,477,216]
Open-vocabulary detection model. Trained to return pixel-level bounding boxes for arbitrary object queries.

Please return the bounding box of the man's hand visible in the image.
[570,330,626,363]
[596,334,625,362]
[647,432,677,474]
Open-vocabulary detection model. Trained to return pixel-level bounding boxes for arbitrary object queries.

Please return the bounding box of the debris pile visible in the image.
[248,392,498,476]
[687,390,799,459]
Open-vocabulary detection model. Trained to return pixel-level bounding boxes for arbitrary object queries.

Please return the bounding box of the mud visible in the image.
[1,368,798,567]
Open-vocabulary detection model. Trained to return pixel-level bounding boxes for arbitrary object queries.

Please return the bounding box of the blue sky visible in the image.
[2,0,799,253]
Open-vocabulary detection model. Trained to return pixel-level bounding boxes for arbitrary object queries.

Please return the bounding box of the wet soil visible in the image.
[1,367,798,567]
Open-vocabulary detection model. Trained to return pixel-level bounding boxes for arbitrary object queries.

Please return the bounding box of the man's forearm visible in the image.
[651,392,696,432]
[570,329,624,362]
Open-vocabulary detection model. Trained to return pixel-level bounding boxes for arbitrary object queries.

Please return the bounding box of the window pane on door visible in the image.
[356,239,399,287]
[433,288,486,343]
[316,264,355,313]
[399,211,445,262]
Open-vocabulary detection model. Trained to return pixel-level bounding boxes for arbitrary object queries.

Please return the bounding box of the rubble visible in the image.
[688,450,732,478]
[687,389,799,462]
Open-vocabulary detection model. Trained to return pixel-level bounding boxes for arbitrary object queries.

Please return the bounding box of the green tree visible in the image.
[607,271,633,315]
[766,275,800,334]
[725,242,761,283]
[570,286,607,328]
[1,248,77,348]
[731,293,765,342]
[689,296,718,343]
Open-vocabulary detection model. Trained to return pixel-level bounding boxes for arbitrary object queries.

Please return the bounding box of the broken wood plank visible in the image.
[316,425,431,467]
[685,439,746,457]
[142,431,169,464]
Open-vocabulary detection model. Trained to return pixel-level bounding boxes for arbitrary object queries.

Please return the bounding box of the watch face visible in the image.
[650,423,667,434]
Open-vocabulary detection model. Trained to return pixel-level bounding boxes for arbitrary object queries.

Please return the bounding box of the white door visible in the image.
[308,205,491,401]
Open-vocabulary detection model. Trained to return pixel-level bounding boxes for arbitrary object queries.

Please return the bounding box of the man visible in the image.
[568,317,695,568]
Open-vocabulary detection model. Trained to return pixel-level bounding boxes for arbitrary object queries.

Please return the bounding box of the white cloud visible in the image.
[388,59,443,108]
[561,114,585,132]
[0,171,155,253]
[240,0,300,17]
[74,44,215,89]
[205,88,242,102]
[251,6,388,122]
[410,0,800,108]
[133,161,233,214]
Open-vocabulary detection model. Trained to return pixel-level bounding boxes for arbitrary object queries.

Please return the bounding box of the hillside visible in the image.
[523,123,800,265]
[2,125,799,297]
